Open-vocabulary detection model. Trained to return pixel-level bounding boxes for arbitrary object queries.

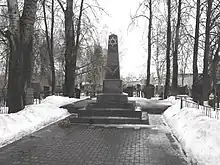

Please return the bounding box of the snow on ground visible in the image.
[128,97,173,109]
[2,94,220,165]
[164,98,220,165]
[0,96,82,148]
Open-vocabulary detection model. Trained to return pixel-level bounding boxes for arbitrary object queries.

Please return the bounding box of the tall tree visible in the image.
[63,0,74,97]
[50,0,55,94]
[192,0,201,101]
[42,0,56,94]
[87,44,105,96]
[146,0,152,87]
[58,0,84,97]
[171,0,182,95]
[151,19,166,92]
[71,0,84,97]
[129,0,153,91]
[212,29,220,93]
[6,0,38,113]
[202,0,213,102]
[164,0,172,99]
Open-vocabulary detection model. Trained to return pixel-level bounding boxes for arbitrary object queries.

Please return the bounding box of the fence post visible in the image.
[180,97,183,109]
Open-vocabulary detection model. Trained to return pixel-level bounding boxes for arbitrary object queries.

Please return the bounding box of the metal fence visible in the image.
[0,97,43,114]
[181,98,219,119]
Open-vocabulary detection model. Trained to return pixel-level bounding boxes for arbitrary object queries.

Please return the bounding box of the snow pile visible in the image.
[129,97,172,109]
[0,96,81,148]
[41,95,84,107]
[164,99,220,165]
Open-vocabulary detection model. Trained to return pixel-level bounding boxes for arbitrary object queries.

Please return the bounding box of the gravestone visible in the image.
[75,88,80,99]
[123,86,134,97]
[144,84,155,99]
[25,88,34,105]
[178,86,189,95]
[43,86,50,98]
[31,82,41,100]
[136,84,141,97]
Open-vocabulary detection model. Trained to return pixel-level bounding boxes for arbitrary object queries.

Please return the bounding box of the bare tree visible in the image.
[87,44,106,96]
[202,0,213,102]
[164,0,172,99]
[150,18,166,92]
[171,0,182,95]
[129,0,153,93]
[192,0,201,101]
[42,0,56,94]
[146,0,152,87]
[4,0,38,113]
[57,0,84,97]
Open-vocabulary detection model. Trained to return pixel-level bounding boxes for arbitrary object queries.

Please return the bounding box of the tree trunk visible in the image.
[50,0,56,95]
[203,0,213,102]
[146,0,152,87]
[71,0,84,97]
[155,26,161,91]
[212,32,220,95]
[192,0,200,101]
[7,0,38,113]
[42,0,56,95]
[64,0,84,97]
[64,0,74,97]
[164,0,171,99]
[172,0,182,95]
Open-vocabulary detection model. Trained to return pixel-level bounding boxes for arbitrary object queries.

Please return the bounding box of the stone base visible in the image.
[103,79,123,93]
[97,93,128,104]
[86,101,135,110]
[69,116,149,125]
[78,109,142,119]
[86,93,136,110]
[86,93,135,110]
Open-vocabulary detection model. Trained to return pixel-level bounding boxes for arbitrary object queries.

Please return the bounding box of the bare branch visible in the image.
[56,0,65,13]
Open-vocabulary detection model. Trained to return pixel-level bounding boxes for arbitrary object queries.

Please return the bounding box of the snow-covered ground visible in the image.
[164,98,220,165]
[129,97,172,109]
[0,96,83,148]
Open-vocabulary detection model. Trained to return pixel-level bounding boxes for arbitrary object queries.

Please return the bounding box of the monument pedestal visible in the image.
[86,78,135,111]
[87,93,135,110]
[103,79,123,93]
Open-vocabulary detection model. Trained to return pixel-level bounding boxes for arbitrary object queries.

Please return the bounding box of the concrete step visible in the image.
[78,109,142,119]
[69,116,149,125]
[60,99,94,113]
[86,102,135,110]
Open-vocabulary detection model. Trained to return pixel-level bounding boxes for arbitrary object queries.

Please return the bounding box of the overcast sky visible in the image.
[97,0,151,78]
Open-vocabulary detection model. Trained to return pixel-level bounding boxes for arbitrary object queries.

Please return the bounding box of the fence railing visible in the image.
[0,97,43,114]
[181,98,219,119]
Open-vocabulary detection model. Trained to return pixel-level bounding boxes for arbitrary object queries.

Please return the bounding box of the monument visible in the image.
[65,34,148,124]
[86,34,135,110]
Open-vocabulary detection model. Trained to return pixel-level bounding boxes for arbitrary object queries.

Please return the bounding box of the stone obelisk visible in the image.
[87,34,135,110]
[102,34,123,94]
[105,34,120,79]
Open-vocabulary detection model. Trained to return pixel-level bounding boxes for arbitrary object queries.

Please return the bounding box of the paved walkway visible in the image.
[0,115,190,165]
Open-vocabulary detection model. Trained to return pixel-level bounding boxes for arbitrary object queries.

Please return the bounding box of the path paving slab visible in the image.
[0,115,190,165]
